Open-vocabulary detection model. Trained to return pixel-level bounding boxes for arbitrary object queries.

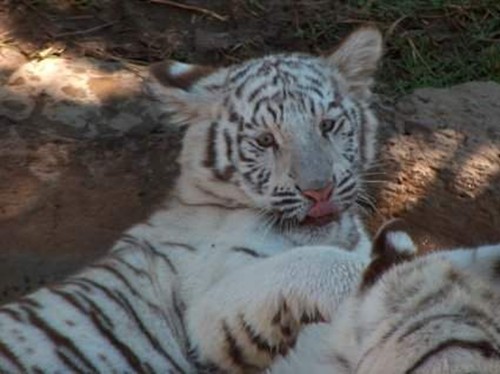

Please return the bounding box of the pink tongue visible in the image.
[307,201,339,218]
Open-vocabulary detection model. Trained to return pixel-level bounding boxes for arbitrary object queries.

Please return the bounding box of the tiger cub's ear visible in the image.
[327,26,383,100]
[360,219,417,291]
[148,60,217,124]
[150,61,215,91]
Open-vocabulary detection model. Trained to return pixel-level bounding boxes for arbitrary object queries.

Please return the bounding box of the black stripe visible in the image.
[267,105,278,123]
[272,190,298,197]
[111,290,186,372]
[60,279,92,293]
[253,96,268,115]
[0,340,25,372]
[73,290,114,329]
[120,234,148,248]
[72,278,186,372]
[111,257,152,281]
[296,84,324,99]
[412,284,454,315]
[239,315,275,356]
[231,247,267,258]
[53,287,152,373]
[222,321,261,371]
[203,122,219,169]
[337,180,356,196]
[238,147,255,163]
[277,206,302,216]
[223,129,233,162]
[81,302,147,372]
[398,313,464,343]
[248,84,267,102]
[300,308,326,324]
[406,339,500,374]
[272,198,303,207]
[158,241,197,252]
[89,263,157,296]
[304,63,325,80]
[49,287,89,315]
[460,306,500,336]
[20,305,99,372]
[0,308,23,322]
[304,75,323,87]
[332,118,347,136]
[309,97,316,116]
[215,165,235,182]
[119,236,178,274]
[73,277,165,323]
[334,354,352,372]
[176,198,242,211]
[228,110,243,126]
[336,173,351,189]
[328,97,341,111]
[140,243,178,274]
[18,297,41,309]
[172,291,188,352]
[58,346,92,373]
[229,63,254,84]
[68,279,129,312]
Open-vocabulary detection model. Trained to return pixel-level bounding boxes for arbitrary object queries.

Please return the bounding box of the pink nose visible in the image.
[302,183,334,203]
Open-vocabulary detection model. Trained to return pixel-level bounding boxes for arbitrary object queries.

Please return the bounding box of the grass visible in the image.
[363,0,500,94]
[11,0,500,97]
[292,0,500,95]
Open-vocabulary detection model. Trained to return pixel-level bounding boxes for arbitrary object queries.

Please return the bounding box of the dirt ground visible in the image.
[0,1,499,303]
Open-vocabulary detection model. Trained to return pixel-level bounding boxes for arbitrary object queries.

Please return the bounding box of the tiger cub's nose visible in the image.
[302,183,334,202]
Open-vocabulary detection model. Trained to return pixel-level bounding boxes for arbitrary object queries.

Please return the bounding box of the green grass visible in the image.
[359,0,500,94]
[19,0,500,96]
[289,0,500,95]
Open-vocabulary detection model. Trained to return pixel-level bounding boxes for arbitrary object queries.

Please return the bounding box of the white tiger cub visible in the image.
[0,27,382,372]
[275,222,500,374]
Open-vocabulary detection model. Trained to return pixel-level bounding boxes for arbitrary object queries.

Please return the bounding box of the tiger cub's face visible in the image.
[150,27,382,237]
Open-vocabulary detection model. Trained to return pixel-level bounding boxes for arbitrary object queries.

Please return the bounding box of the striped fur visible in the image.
[273,239,500,373]
[0,27,383,372]
[0,238,192,372]
[149,26,382,246]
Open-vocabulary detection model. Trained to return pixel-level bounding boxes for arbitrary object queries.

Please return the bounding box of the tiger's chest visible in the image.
[137,205,293,256]
[126,203,365,303]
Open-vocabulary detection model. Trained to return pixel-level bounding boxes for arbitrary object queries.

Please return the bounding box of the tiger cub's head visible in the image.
[150,27,382,238]
[321,222,500,374]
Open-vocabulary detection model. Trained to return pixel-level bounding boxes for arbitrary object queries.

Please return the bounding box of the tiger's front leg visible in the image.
[186,246,367,373]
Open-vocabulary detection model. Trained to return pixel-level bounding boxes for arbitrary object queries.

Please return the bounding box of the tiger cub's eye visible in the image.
[256,133,276,148]
[319,119,337,134]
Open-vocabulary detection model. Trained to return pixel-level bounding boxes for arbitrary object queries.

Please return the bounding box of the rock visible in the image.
[0,56,169,138]
[0,47,27,84]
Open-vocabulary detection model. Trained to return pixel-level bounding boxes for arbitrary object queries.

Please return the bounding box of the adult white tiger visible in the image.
[0,27,383,372]
[272,223,500,374]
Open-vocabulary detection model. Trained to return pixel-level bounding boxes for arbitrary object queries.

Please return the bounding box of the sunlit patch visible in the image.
[29,143,71,183]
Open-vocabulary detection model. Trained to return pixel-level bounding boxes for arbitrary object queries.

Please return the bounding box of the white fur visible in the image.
[273,244,500,373]
[386,231,417,253]
[168,61,194,76]
[0,27,383,372]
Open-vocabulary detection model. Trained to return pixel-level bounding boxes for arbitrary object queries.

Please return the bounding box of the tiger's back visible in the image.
[0,240,193,373]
